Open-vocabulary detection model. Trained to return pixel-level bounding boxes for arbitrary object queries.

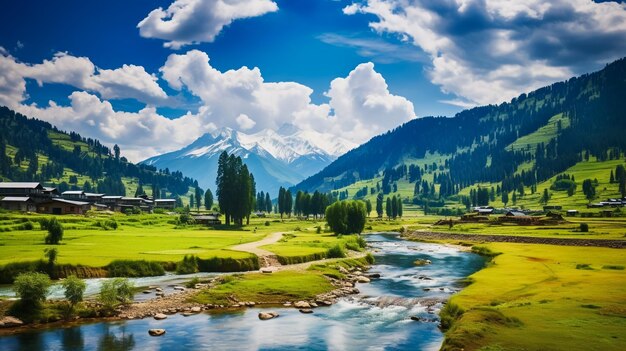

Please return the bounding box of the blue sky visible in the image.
[1,0,625,161]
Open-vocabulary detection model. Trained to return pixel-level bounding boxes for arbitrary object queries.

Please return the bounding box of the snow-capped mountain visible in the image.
[141,125,356,195]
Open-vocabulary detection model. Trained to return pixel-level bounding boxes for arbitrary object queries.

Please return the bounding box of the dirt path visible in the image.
[231,232,285,268]
[404,231,626,248]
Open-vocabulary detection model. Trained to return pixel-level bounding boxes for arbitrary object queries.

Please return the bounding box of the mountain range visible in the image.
[141,125,356,195]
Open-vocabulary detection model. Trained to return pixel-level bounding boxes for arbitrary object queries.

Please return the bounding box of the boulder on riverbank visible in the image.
[153,313,167,320]
[294,301,310,308]
[0,316,23,328]
[299,308,313,314]
[148,329,166,336]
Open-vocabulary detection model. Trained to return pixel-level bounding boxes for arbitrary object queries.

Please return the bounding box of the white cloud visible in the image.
[138,0,278,49]
[325,62,415,142]
[3,49,415,160]
[344,0,626,105]
[16,91,207,162]
[0,52,169,107]
[236,113,256,130]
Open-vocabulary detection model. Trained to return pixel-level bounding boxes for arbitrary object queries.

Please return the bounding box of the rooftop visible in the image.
[62,191,85,195]
[0,182,43,189]
[0,196,33,202]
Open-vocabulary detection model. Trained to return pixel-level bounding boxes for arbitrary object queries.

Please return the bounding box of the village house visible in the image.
[154,199,176,210]
[38,198,91,215]
[85,193,105,203]
[0,196,37,212]
[0,182,48,202]
[192,213,221,225]
[101,196,123,211]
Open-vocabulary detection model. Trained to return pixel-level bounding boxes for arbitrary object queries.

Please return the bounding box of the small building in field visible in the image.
[543,205,562,211]
[0,196,37,212]
[62,190,87,201]
[566,210,579,217]
[192,213,221,225]
[154,199,176,210]
[38,198,91,215]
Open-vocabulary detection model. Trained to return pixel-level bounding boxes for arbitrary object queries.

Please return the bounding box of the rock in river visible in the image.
[299,309,314,314]
[258,312,279,320]
[148,329,166,336]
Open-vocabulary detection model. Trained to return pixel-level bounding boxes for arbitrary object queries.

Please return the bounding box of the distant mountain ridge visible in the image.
[141,125,356,195]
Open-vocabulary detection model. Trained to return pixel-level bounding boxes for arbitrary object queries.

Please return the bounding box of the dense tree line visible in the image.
[216,151,256,225]
[325,200,367,235]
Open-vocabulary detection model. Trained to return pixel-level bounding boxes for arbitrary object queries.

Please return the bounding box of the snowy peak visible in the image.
[181,125,355,164]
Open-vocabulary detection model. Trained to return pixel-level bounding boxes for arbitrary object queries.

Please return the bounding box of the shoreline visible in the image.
[0,255,373,336]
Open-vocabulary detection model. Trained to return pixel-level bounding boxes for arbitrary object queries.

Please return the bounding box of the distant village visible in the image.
[0,182,176,215]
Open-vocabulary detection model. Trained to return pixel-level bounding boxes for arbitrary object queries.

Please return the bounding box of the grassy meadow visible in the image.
[443,243,626,351]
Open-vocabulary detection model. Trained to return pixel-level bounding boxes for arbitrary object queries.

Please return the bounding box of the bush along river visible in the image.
[0,233,485,350]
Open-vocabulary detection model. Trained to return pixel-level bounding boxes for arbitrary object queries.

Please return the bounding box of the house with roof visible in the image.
[0,182,47,201]
[84,193,105,203]
[0,196,37,212]
[38,198,91,215]
[154,198,176,210]
[192,213,221,225]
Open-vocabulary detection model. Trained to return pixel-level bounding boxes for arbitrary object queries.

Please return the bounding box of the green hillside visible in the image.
[0,107,198,203]
[298,58,626,216]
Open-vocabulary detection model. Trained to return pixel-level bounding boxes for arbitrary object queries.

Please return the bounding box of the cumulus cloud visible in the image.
[326,62,415,142]
[236,113,256,130]
[0,51,169,107]
[138,0,278,49]
[17,91,207,162]
[344,0,626,105]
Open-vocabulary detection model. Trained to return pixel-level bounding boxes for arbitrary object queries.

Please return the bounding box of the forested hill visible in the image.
[295,57,626,198]
[0,107,197,197]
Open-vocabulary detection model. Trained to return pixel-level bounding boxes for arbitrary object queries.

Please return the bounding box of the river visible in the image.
[0,233,485,351]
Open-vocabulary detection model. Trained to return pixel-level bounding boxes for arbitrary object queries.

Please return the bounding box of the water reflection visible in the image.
[0,233,485,351]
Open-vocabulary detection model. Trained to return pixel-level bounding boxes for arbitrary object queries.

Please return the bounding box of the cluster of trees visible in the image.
[325,200,367,234]
[216,151,256,225]
[582,179,598,201]
[255,191,272,212]
[550,174,577,196]
[610,165,626,198]
[0,107,196,197]
[374,193,402,219]
[277,187,293,218]
[294,190,334,218]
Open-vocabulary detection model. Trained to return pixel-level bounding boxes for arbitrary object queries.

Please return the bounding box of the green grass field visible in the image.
[444,243,626,351]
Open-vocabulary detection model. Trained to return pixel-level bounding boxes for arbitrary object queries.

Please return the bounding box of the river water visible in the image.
[0,233,485,351]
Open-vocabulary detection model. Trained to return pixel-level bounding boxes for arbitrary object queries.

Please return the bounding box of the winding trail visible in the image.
[230,232,285,268]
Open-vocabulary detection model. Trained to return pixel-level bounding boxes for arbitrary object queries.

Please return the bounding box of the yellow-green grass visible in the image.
[436,217,626,240]
[0,213,361,268]
[191,271,334,305]
[506,113,569,153]
[261,228,363,258]
[444,243,626,351]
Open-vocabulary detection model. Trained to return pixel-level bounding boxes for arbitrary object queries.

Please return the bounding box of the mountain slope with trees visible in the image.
[0,106,197,199]
[295,58,626,210]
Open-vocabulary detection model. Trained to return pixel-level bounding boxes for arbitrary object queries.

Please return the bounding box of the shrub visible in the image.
[602,265,624,270]
[39,218,51,230]
[316,226,321,234]
[106,219,118,230]
[107,260,165,277]
[45,217,64,245]
[99,278,134,312]
[196,256,260,272]
[356,235,367,248]
[326,200,367,234]
[178,213,195,225]
[364,253,375,264]
[579,223,589,232]
[185,277,201,288]
[327,244,346,258]
[176,255,199,274]
[62,275,86,317]
[439,302,464,331]
[23,221,34,230]
[264,221,270,226]
[13,272,51,307]
[576,263,593,270]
